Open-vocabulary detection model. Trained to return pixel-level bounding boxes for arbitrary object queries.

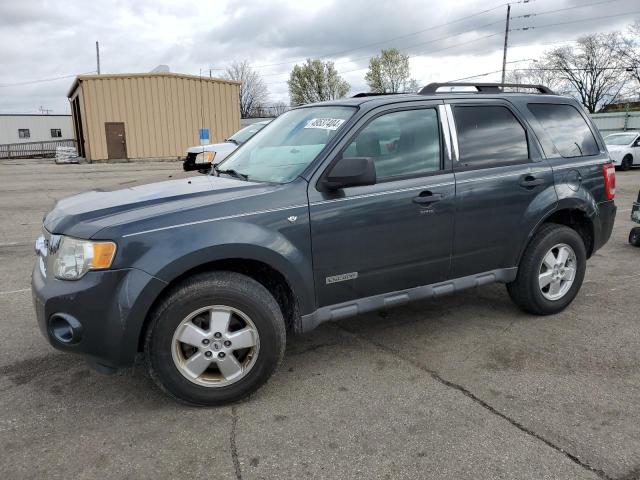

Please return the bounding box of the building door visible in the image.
[105,122,127,159]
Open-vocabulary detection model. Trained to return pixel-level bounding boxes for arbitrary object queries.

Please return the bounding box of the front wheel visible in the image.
[144,271,286,406]
[621,156,633,171]
[507,223,586,315]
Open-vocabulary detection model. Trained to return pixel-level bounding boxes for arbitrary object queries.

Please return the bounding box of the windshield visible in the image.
[215,106,355,183]
[605,134,637,146]
[228,123,268,144]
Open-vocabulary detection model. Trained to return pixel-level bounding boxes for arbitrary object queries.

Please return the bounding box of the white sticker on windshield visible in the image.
[304,118,345,130]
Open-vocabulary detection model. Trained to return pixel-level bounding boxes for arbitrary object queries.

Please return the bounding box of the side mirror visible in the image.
[321,156,376,190]
[183,152,215,173]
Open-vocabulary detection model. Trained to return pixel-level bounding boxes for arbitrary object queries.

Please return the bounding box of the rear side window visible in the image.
[527,103,599,158]
[452,105,529,170]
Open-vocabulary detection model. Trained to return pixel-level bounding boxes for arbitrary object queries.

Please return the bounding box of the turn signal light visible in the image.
[91,242,117,269]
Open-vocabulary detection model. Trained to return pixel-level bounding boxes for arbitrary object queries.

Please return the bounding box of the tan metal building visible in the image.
[67,73,241,162]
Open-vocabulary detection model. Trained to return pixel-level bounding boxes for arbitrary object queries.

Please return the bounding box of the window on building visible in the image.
[527,103,599,158]
[51,129,62,138]
[452,105,529,170]
[342,109,441,180]
[18,129,30,139]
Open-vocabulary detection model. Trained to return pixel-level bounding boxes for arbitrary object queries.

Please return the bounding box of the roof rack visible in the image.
[351,92,412,98]
[419,82,555,95]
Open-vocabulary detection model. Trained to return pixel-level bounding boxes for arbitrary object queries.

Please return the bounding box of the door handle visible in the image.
[413,191,443,205]
[519,175,545,188]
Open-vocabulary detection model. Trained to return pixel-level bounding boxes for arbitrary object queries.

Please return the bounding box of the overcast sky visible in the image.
[0,0,638,114]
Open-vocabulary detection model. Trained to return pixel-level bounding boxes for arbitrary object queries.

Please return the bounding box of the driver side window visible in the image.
[342,109,441,180]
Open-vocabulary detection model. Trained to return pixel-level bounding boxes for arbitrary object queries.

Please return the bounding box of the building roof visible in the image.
[0,113,71,117]
[67,72,241,98]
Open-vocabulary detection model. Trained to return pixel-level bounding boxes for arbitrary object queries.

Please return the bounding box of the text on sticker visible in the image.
[304,118,345,130]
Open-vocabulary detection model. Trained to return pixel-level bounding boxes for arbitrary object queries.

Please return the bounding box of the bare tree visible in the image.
[270,101,290,116]
[620,21,640,89]
[505,60,568,94]
[543,33,629,112]
[225,61,269,118]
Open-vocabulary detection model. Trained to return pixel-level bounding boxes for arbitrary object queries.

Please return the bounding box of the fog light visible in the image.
[49,314,83,345]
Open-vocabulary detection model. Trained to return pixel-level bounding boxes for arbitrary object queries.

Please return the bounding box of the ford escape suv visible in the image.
[32,82,616,405]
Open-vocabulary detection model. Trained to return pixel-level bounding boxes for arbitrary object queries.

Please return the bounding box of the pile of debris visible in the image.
[55,146,80,164]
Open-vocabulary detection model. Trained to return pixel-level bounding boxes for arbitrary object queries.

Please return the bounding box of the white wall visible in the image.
[0,115,73,144]
[590,112,640,135]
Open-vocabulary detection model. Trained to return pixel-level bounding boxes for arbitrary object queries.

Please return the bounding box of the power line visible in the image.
[510,0,626,20]
[511,10,640,31]
[0,71,96,88]
[264,31,502,86]
[252,1,521,70]
[259,18,506,79]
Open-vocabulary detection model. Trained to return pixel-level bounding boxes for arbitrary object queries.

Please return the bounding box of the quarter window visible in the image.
[18,129,30,139]
[342,109,441,180]
[527,103,599,158]
[452,105,529,169]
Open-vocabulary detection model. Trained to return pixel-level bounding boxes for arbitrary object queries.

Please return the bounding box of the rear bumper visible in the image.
[31,264,167,369]
[593,200,616,253]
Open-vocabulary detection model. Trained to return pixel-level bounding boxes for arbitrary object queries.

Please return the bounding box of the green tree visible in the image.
[365,48,417,93]
[288,59,350,105]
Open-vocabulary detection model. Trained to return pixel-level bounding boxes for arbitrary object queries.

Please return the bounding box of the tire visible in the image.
[621,155,632,171]
[630,227,640,247]
[507,223,587,315]
[144,271,286,406]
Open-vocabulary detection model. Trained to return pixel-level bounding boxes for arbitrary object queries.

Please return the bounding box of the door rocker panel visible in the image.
[301,267,517,332]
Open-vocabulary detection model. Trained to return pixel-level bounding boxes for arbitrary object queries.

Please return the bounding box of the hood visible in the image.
[43,174,275,238]
[187,141,237,155]
[605,144,626,151]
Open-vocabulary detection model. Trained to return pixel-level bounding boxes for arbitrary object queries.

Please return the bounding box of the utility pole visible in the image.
[96,41,101,75]
[501,4,511,87]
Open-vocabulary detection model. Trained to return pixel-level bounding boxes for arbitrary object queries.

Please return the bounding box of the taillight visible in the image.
[602,163,616,200]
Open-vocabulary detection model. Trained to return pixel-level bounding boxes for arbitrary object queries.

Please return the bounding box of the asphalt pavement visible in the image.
[1,158,639,479]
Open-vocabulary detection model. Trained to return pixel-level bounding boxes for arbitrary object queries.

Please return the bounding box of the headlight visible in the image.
[196,151,216,164]
[52,236,117,280]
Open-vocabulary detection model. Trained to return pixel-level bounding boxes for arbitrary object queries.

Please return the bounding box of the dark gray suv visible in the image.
[32,83,617,405]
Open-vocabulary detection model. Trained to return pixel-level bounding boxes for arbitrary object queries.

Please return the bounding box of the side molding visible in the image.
[300,268,517,332]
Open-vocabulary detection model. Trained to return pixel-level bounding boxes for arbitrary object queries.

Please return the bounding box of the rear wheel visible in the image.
[144,271,286,406]
[507,223,586,315]
[630,227,640,247]
[621,155,633,171]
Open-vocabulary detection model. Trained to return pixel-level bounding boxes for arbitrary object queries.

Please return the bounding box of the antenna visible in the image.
[96,41,101,75]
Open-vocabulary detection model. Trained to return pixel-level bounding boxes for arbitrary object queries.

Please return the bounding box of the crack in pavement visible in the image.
[332,323,613,480]
[230,405,243,480]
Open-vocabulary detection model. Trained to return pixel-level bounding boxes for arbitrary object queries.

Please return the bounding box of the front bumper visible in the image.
[32,263,167,369]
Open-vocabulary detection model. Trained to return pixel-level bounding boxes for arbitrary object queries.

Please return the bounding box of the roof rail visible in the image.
[351,92,412,98]
[419,82,555,95]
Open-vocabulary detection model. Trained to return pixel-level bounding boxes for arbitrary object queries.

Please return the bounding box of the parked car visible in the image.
[182,120,270,172]
[33,82,616,405]
[604,131,640,171]
[630,189,640,246]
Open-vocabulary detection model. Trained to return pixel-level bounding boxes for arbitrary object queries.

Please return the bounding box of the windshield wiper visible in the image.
[214,165,248,180]
[226,138,239,145]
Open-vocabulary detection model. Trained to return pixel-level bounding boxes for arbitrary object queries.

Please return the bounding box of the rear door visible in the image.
[308,102,456,307]
[447,99,556,278]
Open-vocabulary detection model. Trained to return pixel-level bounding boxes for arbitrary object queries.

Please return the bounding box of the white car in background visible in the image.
[183,120,271,171]
[604,131,640,171]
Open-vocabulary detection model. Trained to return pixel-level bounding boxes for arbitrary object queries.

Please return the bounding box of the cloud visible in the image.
[0,0,638,113]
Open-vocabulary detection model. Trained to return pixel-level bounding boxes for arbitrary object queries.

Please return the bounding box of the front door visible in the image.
[308,104,455,307]
[105,122,127,159]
